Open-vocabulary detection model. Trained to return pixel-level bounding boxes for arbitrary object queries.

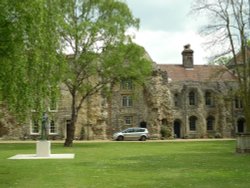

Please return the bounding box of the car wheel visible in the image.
[140,136,146,141]
[117,136,124,141]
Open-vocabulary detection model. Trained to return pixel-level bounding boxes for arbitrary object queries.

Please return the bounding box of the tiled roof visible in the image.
[158,64,237,82]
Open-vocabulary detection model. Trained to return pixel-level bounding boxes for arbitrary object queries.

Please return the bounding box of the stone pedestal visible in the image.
[36,140,51,157]
[236,133,250,153]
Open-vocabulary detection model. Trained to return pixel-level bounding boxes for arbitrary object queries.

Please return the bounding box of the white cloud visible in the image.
[125,0,209,65]
[133,30,207,64]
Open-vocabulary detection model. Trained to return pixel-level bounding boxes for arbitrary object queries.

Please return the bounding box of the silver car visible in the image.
[113,127,149,141]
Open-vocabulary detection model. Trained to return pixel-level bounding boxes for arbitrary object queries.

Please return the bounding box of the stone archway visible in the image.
[174,120,181,138]
[140,121,147,128]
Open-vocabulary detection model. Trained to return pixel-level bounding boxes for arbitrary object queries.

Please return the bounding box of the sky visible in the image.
[125,0,208,65]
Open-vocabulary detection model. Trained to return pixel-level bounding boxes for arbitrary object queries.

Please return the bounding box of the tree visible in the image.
[191,0,250,152]
[0,0,63,120]
[58,0,152,147]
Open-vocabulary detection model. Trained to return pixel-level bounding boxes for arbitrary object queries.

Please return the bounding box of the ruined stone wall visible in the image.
[168,80,237,138]
[56,85,108,140]
[107,69,174,140]
[108,82,148,136]
[143,70,173,139]
[0,104,23,140]
[1,68,242,140]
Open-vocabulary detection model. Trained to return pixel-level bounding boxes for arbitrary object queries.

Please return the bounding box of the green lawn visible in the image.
[0,140,250,188]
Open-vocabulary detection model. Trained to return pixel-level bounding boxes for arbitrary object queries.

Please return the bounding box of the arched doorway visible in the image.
[140,121,147,128]
[237,118,245,133]
[174,120,181,138]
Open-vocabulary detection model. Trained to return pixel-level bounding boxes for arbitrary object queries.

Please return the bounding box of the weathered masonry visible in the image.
[0,45,245,140]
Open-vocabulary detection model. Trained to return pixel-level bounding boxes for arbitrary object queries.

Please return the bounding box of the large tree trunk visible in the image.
[64,120,75,147]
[64,92,77,147]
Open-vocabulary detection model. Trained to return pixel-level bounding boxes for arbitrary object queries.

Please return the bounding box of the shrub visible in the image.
[160,126,172,139]
[215,132,222,138]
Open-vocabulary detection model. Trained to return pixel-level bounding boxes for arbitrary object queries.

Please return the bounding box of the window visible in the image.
[122,95,133,107]
[48,89,58,111]
[174,93,180,107]
[235,97,243,109]
[205,91,213,106]
[123,128,134,133]
[189,91,196,105]
[124,116,133,125]
[49,120,57,134]
[206,116,214,131]
[121,80,133,90]
[136,128,145,132]
[189,116,197,131]
[31,120,40,134]
[49,98,57,111]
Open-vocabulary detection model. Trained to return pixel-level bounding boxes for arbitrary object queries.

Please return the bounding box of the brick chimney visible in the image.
[182,44,193,68]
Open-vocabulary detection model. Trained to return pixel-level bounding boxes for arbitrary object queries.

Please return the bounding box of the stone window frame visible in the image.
[48,99,58,112]
[122,95,133,107]
[234,96,243,109]
[189,116,197,131]
[188,91,197,105]
[206,116,215,131]
[174,93,181,107]
[49,119,58,135]
[48,89,58,112]
[30,119,40,135]
[205,91,213,106]
[124,116,133,125]
[121,79,133,90]
[30,113,58,135]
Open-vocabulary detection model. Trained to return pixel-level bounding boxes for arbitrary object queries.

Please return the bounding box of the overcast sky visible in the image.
[125,0,208,64]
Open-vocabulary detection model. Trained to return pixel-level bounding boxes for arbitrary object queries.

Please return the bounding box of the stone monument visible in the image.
[36,112,51,157]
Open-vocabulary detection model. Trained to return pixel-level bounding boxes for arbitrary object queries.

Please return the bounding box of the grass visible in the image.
[0,140,250,188]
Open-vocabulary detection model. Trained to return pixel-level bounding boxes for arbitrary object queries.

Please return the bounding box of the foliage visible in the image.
[1,141,250,187]
[191,0,250,131]
[58,0,152,146]
[0,0,152,144]
[160,126,172,139]
[0,0,63,119]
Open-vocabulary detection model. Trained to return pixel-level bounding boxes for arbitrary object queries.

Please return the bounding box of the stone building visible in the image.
[158,45,240,139]
[1,44,245,140]
[106,44,243,139]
